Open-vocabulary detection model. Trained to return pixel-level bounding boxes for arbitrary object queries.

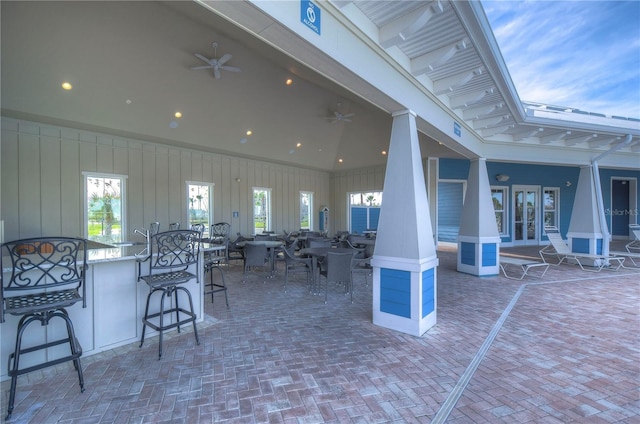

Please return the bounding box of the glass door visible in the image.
[513,186,539,245]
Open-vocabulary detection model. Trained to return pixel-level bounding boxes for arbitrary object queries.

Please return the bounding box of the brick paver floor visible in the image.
[2,244,638,423]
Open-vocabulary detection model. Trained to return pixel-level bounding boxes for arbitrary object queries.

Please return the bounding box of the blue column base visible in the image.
[372,255,438,337]
[457,236,501,276]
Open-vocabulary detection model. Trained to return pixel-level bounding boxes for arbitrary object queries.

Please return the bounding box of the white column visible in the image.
[457,158,501,276]
[371,110,438,337]
[567,166,607,266]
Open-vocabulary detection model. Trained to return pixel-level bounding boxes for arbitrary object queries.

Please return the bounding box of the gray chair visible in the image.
[351,247,373,287]
[282,244,313,292]
[138,230,200,359]
[319,251,355,303]
[308,238,331,249]
[1,237,88,420]
[169,222,180,230]
[243,243,270,282]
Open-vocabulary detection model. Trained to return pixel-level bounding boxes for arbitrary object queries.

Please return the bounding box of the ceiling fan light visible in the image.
[61,82,72,90]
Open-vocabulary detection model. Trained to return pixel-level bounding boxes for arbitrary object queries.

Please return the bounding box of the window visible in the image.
[543,188,559,229]
[491,187,507,235]
[300,191,313,230]
[85,173,126,244]
[253,188,271,234]
[187,182,213,237]
[348,191,382,234]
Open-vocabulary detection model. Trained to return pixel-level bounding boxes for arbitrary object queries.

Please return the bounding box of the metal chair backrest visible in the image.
[147,230,200,274]
[169,222,181,230]
[308,238,331,249]
[190,223,205,236]
[1,237,87,322]
[210,222,231,243]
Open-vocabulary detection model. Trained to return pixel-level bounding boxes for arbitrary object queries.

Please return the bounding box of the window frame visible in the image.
[300,191,313,231]
[490,186,508,236]
[253,187,272,234]
[83,172,127,244]
[543,187,560,230]
[187,181,214,237]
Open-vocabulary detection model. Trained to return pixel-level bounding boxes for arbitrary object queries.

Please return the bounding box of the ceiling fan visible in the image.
[191,42,241,79]
[327,102,355,123]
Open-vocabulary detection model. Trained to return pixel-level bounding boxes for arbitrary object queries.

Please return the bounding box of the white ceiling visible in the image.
[0,1,461,172]
[2,1,638,172]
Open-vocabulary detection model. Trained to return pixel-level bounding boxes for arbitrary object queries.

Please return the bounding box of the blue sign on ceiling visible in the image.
[301,0,321,35]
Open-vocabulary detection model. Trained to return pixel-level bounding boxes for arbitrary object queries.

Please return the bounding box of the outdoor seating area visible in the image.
[1,242,637,422]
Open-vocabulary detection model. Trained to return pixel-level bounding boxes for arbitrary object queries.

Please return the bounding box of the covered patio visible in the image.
[3,244,638,423]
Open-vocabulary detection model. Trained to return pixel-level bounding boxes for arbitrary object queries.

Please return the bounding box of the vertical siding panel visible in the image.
[60,139,81,237]
[1,129,19,241]
[18,134,42,237]
[40,137,62,236]
[155,146,170,225]
[113,138,129,175]
[142,144,157,227]
[128,142,144,230]
[168,149,182,225]
[96,137,114,173]
[79,133,97,172]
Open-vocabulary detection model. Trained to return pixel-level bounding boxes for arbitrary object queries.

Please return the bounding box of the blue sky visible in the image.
[482,1,640,119]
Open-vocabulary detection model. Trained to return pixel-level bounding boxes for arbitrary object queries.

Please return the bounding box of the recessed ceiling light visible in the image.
[125,99,132,105]
[381,150,387,155]
[286,78,293,86]
[61,82,72,90]
[174,112,183,119]
[338,158,343,163]
[246,130,253,136]
[296,142,302,148]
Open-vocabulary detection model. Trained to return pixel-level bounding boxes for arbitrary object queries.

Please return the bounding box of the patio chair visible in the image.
[626,223,640,252]
[319,251,356,303]
[281,244,313,292]
[539,226,624,272]
[243,243,270,282]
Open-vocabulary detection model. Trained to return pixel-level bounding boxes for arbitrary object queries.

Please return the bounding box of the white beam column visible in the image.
[372,110,438,337]
[457,158,501,276]
[567,166,607,266]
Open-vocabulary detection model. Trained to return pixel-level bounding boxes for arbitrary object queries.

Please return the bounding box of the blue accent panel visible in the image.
[380,268,411,318]
[369,208,380,230]
[351,207,367,234]
[573,238,589,254]
[460,242,475,266]
[596,238,603,255]
[482,243,497,267]
[438,182,464,242]
[421,268,434,318]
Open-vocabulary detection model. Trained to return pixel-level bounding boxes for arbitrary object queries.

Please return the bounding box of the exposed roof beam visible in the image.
[565,133,597,146]
[513,127,544,141]
[410,38,470,75]
[589,136,621,148]
[379,1,444,48]
[481,124,514,137]
[450,87,493,109]
[540,131,571,144]
[473,115,511,129]
[433,67,484,95]
[462,103,504,120]
[631,141,640,152]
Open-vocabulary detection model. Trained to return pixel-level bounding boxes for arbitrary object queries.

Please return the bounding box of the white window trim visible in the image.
[490,186,508,236]
[253,187,272,233]
[83,172,128,242]
[543,187,560,230]
[187,181,214,234]
[300,191,314,231]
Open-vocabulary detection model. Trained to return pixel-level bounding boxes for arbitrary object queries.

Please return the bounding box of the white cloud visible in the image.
[483,0,640,119]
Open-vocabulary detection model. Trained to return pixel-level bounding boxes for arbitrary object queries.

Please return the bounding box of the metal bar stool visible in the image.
[1,237,88,420]
[138,230,201,359]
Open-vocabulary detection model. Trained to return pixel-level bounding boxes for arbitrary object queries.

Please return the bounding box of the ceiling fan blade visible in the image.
[342,113,355,118]
[213,67,221,79]
[217,53,232,66]
[194,53,212,64]
[191,65,213,70]
[221,66,241,73]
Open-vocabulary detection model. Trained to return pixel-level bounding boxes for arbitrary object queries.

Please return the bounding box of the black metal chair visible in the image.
[1,237,88,420]
[149,221,160,236]
[138,230,201,359]
[204,240,229,308]
[169,222,180,230]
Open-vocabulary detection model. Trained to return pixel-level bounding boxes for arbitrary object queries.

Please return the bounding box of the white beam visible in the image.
[513,127,543,141]
[379,1,443,48]
[480,124,514,137]
[540,131,571,144]
[565,133,597,146]
[411,38,469,75]
[450,88,493,109]
[433,67,483,95]
[462,103,504,120]
[473,115,511,129]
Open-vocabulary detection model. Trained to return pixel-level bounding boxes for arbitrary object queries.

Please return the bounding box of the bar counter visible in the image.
[1,243,210,381]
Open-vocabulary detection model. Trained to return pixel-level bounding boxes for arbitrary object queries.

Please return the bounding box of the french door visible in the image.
[513,186,539,245]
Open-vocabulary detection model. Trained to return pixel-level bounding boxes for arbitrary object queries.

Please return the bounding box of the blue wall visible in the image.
[438,158,640,244]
